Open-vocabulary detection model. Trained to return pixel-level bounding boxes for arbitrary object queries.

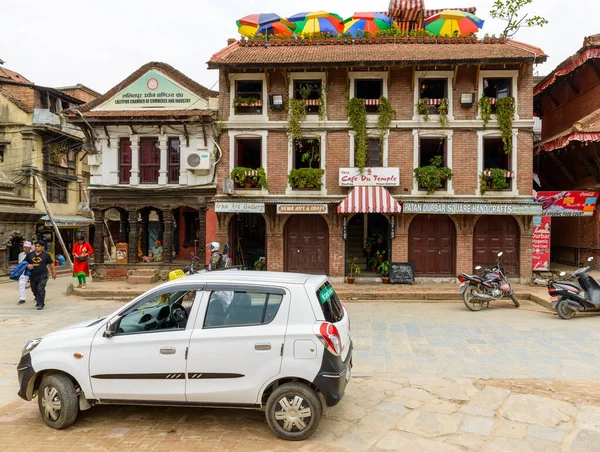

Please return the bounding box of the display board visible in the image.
[389,262,415,284]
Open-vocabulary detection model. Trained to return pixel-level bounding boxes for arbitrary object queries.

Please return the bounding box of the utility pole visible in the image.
[33,174,74,269]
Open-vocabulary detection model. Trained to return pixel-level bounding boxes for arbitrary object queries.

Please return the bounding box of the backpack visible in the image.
[9,261,30,281]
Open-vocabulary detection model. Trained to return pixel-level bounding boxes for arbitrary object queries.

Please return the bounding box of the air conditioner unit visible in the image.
[186,151,211,174]
[223,178,234,195]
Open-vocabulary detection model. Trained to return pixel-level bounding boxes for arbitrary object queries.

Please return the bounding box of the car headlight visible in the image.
[22,338,42,356]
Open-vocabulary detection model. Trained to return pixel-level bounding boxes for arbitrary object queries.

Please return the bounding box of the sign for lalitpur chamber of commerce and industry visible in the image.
[339,168,400,186]
[96,69,207,110]
[214,202,265,213]
[403,202,542,216]
[276,204,329,214]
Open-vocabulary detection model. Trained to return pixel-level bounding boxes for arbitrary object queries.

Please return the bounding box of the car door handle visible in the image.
[160,347,176,355]
[255,343,271,351]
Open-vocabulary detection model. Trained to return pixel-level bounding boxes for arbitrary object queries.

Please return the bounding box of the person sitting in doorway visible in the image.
[142,240,164,262]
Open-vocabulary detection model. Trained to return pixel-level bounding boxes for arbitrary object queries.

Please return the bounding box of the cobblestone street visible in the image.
[1,277,600,450]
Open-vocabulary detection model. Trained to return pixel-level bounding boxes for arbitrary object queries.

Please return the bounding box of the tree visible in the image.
[489,0,549,38]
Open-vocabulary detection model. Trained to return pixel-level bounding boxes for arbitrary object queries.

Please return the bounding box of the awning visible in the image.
[41,215,94,227]
[337,186,402,214]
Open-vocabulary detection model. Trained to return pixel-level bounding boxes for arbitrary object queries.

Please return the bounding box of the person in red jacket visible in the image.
[73,235,94,288]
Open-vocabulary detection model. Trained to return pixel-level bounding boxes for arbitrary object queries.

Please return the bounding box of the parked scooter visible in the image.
[547,257,600,320]
[457,252,520,311]
[207,242,232,271]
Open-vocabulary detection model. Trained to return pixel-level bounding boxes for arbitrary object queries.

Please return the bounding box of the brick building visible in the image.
[208,33,546,282]
[65,62,219,280]
[534,34,600,266]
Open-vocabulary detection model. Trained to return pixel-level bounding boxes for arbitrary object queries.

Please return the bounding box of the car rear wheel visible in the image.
[463,285,484,311]
[38,374,79,429]
[265,382,322,441]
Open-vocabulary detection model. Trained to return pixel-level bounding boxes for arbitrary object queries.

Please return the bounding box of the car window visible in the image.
[204,291,284,328]
[317,282,344,323]
[117,290,197,335]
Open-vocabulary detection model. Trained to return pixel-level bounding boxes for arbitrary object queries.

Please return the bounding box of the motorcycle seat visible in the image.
[461,274,482,280]
[555,281,581,289]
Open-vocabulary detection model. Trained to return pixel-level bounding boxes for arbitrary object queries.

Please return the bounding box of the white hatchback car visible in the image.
[18,271,352,440]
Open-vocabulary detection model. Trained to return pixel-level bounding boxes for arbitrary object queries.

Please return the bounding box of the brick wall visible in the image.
[2,84,35,110]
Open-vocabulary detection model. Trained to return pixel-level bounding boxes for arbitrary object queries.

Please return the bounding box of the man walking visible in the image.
[17,241,32,305]
[25,241,56,310]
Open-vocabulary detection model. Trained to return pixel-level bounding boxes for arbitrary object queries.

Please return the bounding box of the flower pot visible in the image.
[365,246,373,253]
[499,37,506,44]
[382,277,389,284]
[376,237,384,244]
[370,265,377,272]
[346,277,355,284]
[244,181,254,189]
[377,256,384,263]
[484,38,490,44]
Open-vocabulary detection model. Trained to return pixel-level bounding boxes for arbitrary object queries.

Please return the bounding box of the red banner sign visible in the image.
[535,191,600,216]
[532,216,551,271]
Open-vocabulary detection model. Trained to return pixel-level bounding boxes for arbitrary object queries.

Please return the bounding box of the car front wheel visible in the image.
[265,382,322,441]
[38,374,79,429]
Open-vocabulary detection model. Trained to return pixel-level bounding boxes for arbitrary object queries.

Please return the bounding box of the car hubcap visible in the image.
[274,395,312,432]
[41,386,61,421]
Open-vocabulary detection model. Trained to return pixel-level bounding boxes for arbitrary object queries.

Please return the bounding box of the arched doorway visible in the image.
[229,213,266,269]
[346,213,390,275]
[474,215,520,274]
[8,233,24,264]
[409,214,456,277]
[285,215,329,274]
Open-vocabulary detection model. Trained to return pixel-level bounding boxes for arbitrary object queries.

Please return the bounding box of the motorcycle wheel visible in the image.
[463,285,484,311]
[556,299,574,320]
[510,293,520,307]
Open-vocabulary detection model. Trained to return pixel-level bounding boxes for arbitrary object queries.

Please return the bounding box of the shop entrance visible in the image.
[474,215,520,274]
[285,215,329,275]
[346,213,390,276]
[228,213,266,269]
[409,214,456,277]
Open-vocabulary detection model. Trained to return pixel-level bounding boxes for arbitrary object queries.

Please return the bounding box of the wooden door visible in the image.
[285,215,329,275]
[409,214,456,276]
[473,216,520,275]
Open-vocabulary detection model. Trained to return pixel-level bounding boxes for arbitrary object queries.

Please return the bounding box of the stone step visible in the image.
[127,275,158,284]
[130,269,159,277]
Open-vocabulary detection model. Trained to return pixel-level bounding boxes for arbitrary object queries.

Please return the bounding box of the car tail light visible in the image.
[315,322,341,356]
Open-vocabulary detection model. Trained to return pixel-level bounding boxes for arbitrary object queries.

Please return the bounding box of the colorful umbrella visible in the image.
[343,12,395,37]
[237,13,295,37]
[424,10,484,37]
[287,10,345,35]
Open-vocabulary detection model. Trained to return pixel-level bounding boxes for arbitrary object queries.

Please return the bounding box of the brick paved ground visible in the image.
[1,276,600,450]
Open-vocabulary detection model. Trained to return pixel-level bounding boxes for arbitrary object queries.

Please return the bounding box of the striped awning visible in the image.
[337,186,402,214]
[389,0,424,21]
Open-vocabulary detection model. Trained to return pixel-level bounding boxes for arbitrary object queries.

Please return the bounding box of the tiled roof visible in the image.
[0,86,33,113]
[537,109,600,153]
[73,62,218,114]
[57,84,101,103]
[208,38,547,68]
[0,66,31,84]
[78,109,213,119]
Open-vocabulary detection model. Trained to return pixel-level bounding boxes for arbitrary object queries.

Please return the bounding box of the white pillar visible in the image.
[130,134,140,185]
[158,135,168,185]
[109,134,120,185]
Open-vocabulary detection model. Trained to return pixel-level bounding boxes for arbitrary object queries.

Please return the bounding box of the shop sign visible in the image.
[339,168,400,186]
[343,217,348,240]
[96,69,206,111]
[214,202,265,213]
[532,216,551,271]
[536,191,599,216]
[403,202,542,216]
[390,216,396,239]
[276,204,328,214]
[44,220,91,227]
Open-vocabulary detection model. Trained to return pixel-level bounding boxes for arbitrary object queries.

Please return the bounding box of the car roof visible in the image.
[181,270,326,286]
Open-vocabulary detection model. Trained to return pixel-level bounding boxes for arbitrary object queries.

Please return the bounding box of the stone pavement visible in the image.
[1,276,600,450]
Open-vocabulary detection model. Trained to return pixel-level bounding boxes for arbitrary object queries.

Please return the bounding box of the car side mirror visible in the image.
[103,321,118,338]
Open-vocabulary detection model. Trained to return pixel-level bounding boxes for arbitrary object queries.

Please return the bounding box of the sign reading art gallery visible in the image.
[96,70,207,111]
[339,168,400,186]
[214,202,265,213]
[403,202,542,216]
[276,204,328,214]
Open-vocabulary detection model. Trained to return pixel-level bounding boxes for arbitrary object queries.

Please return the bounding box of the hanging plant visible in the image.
[478,95,492,128]
[288,167,325,189]
[414,155,453,194]
[318,84,329,121]
[347,97,368,171]
[377,96,396,145]
[480,168,510,195]
[48,141,68,164]
[287,97,306,145]
[438,98,449,128]
[416,98,429,121]
[496,97,516,153]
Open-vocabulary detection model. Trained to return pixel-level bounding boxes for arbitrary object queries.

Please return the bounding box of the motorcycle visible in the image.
[547,257,600,320]
[457,252,520,311]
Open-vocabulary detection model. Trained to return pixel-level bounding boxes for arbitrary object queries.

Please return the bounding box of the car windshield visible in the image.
[134,290,189,311]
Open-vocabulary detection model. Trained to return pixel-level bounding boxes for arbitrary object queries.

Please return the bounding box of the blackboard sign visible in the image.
[389,262,415,284]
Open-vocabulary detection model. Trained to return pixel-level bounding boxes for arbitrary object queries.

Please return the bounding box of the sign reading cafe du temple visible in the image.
[339,168,400,186]
[97,69,205,110]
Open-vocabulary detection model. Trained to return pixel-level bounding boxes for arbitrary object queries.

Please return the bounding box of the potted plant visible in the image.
[364,236,375,253]
[368,256,378,272]
[496,97,516,153]
[288,167,324,189]
[372,230,384,244]
[231,166,268,189]
[416,98,429,121]
[414,155,454,194]
[346,256,361,284]
[438,98,449,128]
[253,257,266,271]
[378,260,390,284]
[480,169,511,194]
[375,249,386,263]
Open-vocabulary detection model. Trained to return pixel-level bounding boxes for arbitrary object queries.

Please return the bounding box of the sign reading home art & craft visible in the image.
[276,204,328,214]
[214,202,265,213]
[339,168,400,186]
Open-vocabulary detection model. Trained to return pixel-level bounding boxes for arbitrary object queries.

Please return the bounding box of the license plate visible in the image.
[345,367,351,382]
[550,296,559,302]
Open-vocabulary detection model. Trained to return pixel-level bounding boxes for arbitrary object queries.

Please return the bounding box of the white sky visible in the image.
[1,0,598,94]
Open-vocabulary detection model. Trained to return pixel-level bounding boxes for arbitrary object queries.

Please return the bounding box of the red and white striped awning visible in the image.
[389,0,424,21]
[337,186,402,214]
